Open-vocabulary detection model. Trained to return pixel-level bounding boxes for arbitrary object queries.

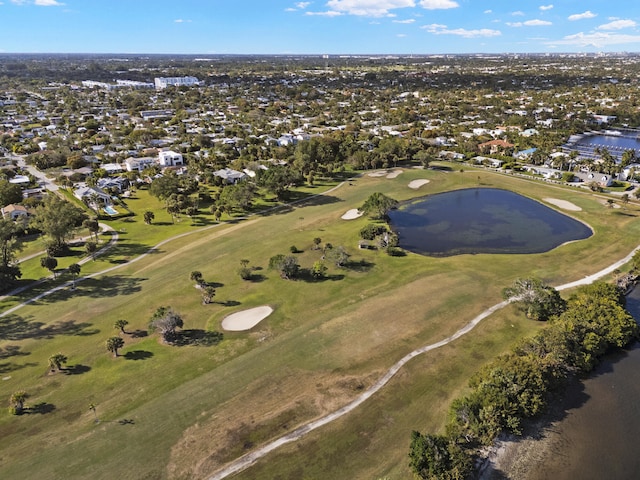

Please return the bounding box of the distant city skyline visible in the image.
[1,0,639,55]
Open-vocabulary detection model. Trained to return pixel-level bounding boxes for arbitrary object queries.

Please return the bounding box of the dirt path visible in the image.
[206,245,640,480]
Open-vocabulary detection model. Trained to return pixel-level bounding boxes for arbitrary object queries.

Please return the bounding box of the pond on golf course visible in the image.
[388,188,592,256]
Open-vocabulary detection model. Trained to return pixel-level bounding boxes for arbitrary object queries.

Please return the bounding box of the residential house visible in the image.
[478,139,514,155]
[73,185,112,206]
[213,168,247,184]
[125,157,156,172]
[158,150,184,167]
[513,148,537,161]
[574,171,615,188]
[1,204,29,221]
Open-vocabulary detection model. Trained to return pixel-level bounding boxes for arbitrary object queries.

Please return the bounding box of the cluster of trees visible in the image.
[268,240,349,280]
[409,280,639,479]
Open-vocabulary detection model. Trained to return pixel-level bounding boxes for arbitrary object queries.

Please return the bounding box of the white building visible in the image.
[158,150,184,167]
[154,76,200,90]
[125,157,156,172]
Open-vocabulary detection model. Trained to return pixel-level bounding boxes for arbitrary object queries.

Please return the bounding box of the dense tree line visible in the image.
[409,281,639,479]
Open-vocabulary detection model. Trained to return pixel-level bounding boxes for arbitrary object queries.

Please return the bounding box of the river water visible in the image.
[522,287,640,479]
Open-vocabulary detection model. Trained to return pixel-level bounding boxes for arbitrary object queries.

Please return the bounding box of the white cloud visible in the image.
[597,19,636,30]
[511,11,525,16]
[305,10,342,16]
[507,19,551,27]
[393,18,415,23]
[326,0,415,17]
[296,1,312,8]
[525,19,551,26]
[174,19,192,23]
[568,11,597,21]
[539,4,553,11]
[548,31,640,48]
[419,0,458,10]
[397,33,407,37]
[422,23,501,38]
[484,10,492,14]
[11,0,64,4]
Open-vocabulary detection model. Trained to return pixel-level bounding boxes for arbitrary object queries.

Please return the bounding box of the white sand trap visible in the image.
[367,170,389,177]
[543,198,582,212]
[408,179,430,189]
[341,209,363,220]
[386,170,403,179]
[222,306,273,331]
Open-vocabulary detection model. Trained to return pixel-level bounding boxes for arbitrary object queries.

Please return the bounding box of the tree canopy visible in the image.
[360,192,398,220]
[502,277,566,321]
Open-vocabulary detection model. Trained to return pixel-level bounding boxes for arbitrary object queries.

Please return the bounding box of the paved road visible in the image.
[9,153,59,192]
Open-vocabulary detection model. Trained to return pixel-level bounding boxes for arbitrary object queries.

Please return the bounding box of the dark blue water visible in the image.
[388,188,592,256]
[579,132,640,151]
[522,287,640,480]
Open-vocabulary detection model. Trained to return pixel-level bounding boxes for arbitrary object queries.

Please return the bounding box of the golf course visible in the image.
[1,165,639,480]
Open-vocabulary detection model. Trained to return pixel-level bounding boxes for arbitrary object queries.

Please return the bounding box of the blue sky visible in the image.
[1,0,639,54]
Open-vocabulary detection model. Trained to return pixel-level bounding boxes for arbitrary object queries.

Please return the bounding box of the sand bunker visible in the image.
[222,306,273,331]
[341,209,363,220]
[408,179,430,189]
[367,170,388,177]
[386,170,403,179]
[543,198,582,212]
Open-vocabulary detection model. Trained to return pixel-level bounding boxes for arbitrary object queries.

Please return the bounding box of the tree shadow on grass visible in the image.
[28,402,56,415]
[63,364,91,375]
[124,350,154,361]
[38,275,145,303]
[0,315,99,341]
[0,361,38,374]
[102,241,163,262]
[217,300,241,307]
[343,259,376,272]
[173,330,224,347]
[0,345,30,359]
[244,273,267,283]
[129,329,148,338]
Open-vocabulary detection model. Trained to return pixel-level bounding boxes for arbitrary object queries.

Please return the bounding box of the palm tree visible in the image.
[48,353,68,372]
[68,263,81,289]
[114,319,129,334]
[201,285,216,304]
[9,390,29,415]
[190,271,204,285]
[106,337,125,357]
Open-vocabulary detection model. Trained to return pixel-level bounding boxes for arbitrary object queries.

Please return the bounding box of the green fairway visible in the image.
[1,166,638,480]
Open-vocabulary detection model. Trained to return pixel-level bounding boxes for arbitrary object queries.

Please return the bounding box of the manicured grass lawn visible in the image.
[1,165,639,480]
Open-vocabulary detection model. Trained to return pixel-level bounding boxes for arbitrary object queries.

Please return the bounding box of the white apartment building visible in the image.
[154,76,200,90]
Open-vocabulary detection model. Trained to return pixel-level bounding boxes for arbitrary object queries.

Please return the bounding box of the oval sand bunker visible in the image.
[222,306,273,331]
[341,209,363,220]
[408,179,430,189]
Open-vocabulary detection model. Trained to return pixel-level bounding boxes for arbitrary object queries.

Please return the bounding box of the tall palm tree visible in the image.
[48,353,68,372]
[114,319,129,334]
[9,390,29,415]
